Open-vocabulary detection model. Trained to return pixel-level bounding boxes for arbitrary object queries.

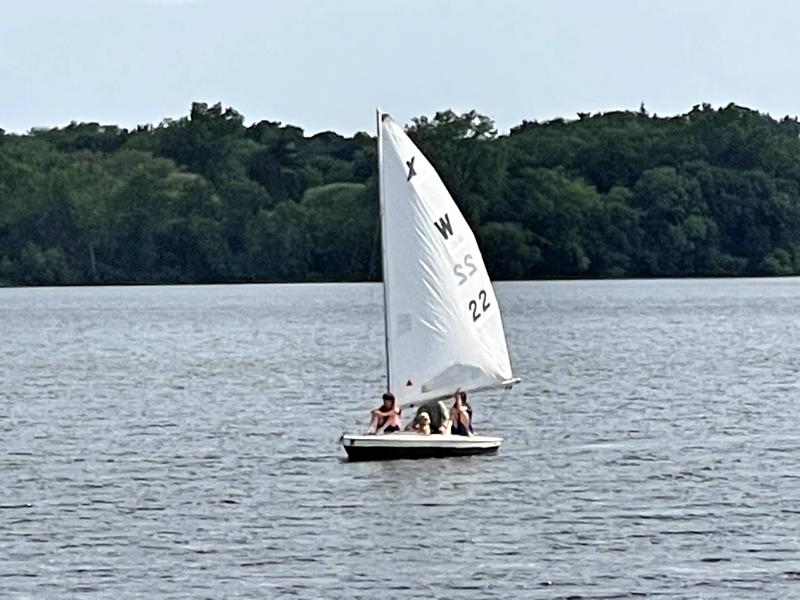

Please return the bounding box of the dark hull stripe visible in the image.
[343,443,500,462]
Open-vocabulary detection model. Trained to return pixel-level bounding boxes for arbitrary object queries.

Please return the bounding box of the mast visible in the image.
[377,109,391,393]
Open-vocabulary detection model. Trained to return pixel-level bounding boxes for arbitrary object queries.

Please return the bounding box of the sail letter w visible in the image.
[433,214,454,240]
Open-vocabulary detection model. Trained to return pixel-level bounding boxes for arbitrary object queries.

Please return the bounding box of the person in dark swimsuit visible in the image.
[450,391,473,436]
[366,392,401,434]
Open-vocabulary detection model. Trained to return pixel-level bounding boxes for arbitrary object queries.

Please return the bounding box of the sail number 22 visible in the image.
[468,290,491,322]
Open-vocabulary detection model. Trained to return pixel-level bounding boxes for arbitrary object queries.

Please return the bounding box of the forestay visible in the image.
[379,114,514,406]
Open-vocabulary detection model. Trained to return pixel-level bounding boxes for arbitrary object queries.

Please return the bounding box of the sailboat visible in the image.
[340,111,519,461]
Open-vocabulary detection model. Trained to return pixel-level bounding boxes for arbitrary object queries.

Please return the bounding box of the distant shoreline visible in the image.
[2,273,799,290]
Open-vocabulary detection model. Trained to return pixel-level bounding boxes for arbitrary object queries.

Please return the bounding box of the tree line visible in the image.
[2,101,800,285]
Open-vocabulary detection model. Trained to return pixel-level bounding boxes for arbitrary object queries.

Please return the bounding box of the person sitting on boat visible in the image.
[366,392,401,434]
[450,390,473,436]
[409,399,450,435]
[404,411,431,435]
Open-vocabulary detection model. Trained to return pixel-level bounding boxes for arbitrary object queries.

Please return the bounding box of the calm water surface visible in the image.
[2,279,800,598]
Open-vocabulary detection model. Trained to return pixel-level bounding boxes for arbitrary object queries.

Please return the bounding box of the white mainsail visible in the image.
[378,113,515,406]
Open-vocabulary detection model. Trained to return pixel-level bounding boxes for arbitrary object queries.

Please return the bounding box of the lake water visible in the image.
[2,279,800,598]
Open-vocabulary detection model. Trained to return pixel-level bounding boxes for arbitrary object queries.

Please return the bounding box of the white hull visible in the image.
[341,431,502,461]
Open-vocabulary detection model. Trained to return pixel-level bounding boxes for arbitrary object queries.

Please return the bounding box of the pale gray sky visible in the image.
[2,0,799,135]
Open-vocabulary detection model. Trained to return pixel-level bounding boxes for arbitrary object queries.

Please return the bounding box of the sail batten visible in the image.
[379,114,515,405]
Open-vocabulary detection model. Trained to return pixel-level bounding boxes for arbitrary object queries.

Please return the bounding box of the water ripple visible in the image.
[2,280,800,598]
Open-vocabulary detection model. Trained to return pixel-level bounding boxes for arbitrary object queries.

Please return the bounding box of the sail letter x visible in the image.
[406,156,416,181]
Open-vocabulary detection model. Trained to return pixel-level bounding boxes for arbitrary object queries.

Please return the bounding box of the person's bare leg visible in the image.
[366,413,379,434]
[461,413,473,435]
[377,413,401,434]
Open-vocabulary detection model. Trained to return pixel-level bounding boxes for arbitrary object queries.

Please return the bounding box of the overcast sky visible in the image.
[2,0,798,135]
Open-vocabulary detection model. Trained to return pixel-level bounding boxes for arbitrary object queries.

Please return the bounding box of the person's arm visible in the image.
[371,407,395,417]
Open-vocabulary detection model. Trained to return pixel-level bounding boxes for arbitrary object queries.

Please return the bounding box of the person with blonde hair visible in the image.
[405,411,431,435]
[408,398,450,434]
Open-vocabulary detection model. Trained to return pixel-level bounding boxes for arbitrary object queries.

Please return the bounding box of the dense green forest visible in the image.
[3,101,800,285]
